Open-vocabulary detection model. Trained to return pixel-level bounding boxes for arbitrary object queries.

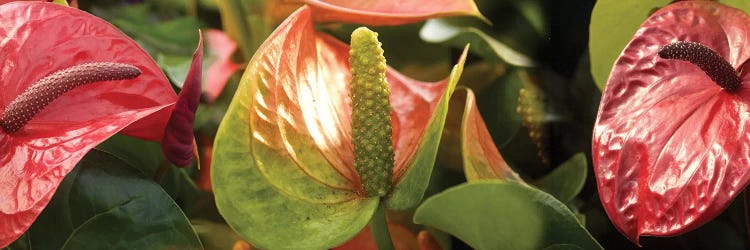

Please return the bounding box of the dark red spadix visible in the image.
[1,62,141,133]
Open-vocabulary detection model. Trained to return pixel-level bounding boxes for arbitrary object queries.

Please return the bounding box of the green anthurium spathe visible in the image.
[211,6,469,249]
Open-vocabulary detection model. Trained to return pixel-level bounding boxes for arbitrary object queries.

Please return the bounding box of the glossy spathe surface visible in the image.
[0,2,176,247]
[593,1,750,243]
[211,5,469,248]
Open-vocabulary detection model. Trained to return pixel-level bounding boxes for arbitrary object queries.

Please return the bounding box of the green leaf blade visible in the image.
[20,150,202,250]
[537,153,588,203]
[414,181,602,250]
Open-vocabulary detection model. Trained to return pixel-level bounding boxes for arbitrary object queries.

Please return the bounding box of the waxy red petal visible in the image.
[0,2,176,247]
[593,1,750,243]
[300,0,485,26]
[162,31,203,167]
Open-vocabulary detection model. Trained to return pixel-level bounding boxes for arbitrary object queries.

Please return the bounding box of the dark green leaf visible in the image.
[18,150,202,250]
[414,181,602,250]
[537,153,587,203]
[420,19,535,67]
[476,69,525,148]
[191,219,243,250]
[110,5,202,55]
[96,134,164,177]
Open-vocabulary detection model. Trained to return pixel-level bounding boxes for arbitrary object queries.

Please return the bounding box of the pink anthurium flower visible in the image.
[203,29,240,103]
[211,1,481,248]
[593,1,750,243]
[0,2,190,247]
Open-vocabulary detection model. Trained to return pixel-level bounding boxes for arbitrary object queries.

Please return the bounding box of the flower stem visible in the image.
[370,200,394,250]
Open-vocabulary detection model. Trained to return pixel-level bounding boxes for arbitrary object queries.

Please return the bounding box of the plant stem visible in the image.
[371,200,394,250]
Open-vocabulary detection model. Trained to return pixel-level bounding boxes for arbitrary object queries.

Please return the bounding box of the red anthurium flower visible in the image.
[0,2,180,247]
[593,1,750,243]
[203,29,240,103]
[298,0,485,25]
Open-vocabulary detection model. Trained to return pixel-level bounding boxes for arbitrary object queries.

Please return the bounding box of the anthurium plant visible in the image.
[5,0,750,249]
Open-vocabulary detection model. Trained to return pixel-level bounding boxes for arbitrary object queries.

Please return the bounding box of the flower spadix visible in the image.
[593,1,750,244]
[349,27,394,197]
[211,5,470,249]
[1,63,141,133]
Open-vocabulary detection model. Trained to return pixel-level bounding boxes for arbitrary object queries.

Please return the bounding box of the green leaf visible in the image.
[52,0,70,7]
[96,134,164,177]
[589,0,670,90]
[420,19,535,67]
[191,219,243,250]
[159,167,199,199]
[157,53,194,88]
[96,135,211,219]
[536,153,587,203]
[723,0,750,12]
[480,69,525,147]
[109,5,202,55]
[214,0,271,61]
[386,46,468,210]
[17,150,202,250]
[544,244,584,250]
[414,181,602,250]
